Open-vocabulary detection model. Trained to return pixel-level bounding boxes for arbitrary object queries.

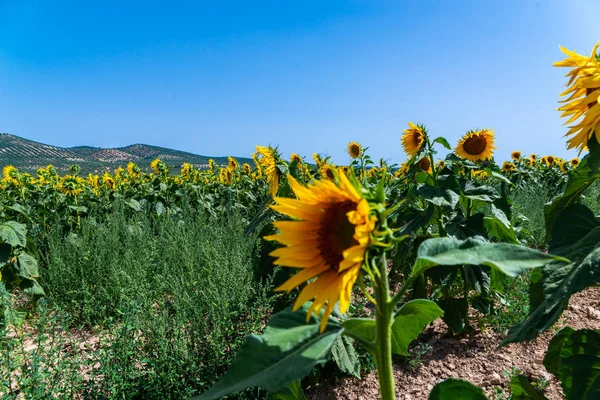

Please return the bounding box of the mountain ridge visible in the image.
[0,133,252,173]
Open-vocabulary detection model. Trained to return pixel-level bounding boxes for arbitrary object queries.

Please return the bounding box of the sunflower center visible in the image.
[318,200,358,271]
[463,135,487,155]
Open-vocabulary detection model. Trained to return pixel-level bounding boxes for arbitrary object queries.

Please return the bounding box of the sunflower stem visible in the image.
[374,254,395,400]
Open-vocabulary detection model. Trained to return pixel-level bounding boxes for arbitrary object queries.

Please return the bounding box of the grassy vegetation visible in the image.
[2,209,274,399]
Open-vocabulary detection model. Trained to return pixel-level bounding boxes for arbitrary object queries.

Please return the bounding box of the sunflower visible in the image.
[529,154,537,162]
[554,43,600,153]
[181,162,193,178]
[417,157,432,173]
[102,173,115,189]
[228,156,239,171]
[511,151,522,161]
[320,164,336,181]
[347,142,362,159]
[59,175,86,197]
[256,145,280,195]
[455,129,496,162]
[502,161,515,173]
[401,122,426,158]
[559,160,569,173]
[570,158,581,167]
[546,155,556,165]
[208,159,216,173]
[473,169,488,179]
[290,153,303,164]
[265,174,377,332]
[127,162,140,179]
[242,163,252,175]
[437,160,445,170]
[312,153,323,167]
[150,158,162,174]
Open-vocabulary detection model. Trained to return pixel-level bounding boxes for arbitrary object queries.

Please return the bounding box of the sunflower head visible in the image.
[320,164,336,181]
[511,151,522,161]
[473,169,488,179]
[547,155,556,165]
[455,129,496,162]
[559,160,569,173]
[265,174,377,332]
[417,157,432,174]
[529,154,537,162]
[242,163,252,175]
[208,159,216,172]
[347,142,362,159]
[228,156,239,171]
[150,158,164,174]
[570,158,581,167]
[401,122,426,158]
[437,160,446,170]
[554,42,600,154]
[290,153,303,164]
[256,145,281,195]
[502,161,515,173]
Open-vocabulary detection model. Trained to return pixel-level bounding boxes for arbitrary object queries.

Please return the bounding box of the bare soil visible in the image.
[306,287,600,400]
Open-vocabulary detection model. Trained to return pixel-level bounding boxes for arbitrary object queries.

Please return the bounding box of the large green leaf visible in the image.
[509,375,548,400]
[342,318,376,344]
[0,221,26,248]
[437,298,468,333]
[15,253,40,280]
[428,378,488,399]
[418,185,460,209]
[503,206,600,345]
[544,328,600,400]
[543,327,576,376]
[544,150,600,241]
[195,306,343,400]
[412,238,566,279]
[483,204,518,244]
[331,335,360,378]
[392,299,444,355]
[462,182,500,203]
[267,380,307,400]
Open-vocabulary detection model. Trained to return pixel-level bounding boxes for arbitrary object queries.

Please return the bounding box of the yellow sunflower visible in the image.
[559,160,569,173]
[437,160,446,169]
[554,43,600,153]
[529,154,537,162]
[320,164,336,181]
[347,142,362,159]
[455,129,496,162]
[150,158,162,174]
[312,153,323,167]
[265,174,377,332]
[502,161,515,173]
[242,163,252,175]
[546,155,556,165]
[401,122,426,158]
[228,156,239,171]
[256,145,280,195]
[417,157,432,173]
[473,169,488,179]
[208,159,216,173]
[570,158,581,167]
[290,153,303,164]
[511,151,522,161]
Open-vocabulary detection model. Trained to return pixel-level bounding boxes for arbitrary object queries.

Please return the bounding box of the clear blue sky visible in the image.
[1,1,599,164]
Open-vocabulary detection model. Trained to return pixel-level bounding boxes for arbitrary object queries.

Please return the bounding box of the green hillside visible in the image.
[0,133,252,174]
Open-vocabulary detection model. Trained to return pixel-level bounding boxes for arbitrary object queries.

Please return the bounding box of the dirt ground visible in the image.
[306,287,600,400]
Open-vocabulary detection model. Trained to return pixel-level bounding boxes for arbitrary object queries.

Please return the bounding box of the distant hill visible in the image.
[0,133,251,174]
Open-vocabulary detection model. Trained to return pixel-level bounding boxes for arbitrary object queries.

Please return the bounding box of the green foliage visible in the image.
[544,328,600,399]
[5,209,274,399]
[428,378,488,399]
[195,305,343,400]
[392,299,443,356]
[509,374,547,400]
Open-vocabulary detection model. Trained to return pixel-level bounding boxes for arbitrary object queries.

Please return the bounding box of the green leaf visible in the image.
[483,216,518,244]
[544,151,600,241]
[544,327,576,375]
[15,253,40,280]
[418,185,460,208]
[331,336,360,378]
[267,380,307,400]
[428,378,488,399]
[342,318,376,344]
[155,201,165,216]
[195,306,343,400]
[462,182,500,202]
[0,221,26,248]
[126,199,142,211]
[503,206,600,346]
[546,328,600,399]
[412,238,566,279]
[509,374,548,400]
[437,298,468,333]
[434,136,452,150]
[392,299,443,355]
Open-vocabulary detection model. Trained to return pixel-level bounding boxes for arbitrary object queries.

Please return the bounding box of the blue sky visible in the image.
[1,1,599,164]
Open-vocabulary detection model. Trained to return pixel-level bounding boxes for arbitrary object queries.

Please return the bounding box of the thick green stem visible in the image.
[374,255,395,400]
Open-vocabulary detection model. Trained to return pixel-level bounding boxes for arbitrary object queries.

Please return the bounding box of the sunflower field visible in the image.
[1,43,600,400]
